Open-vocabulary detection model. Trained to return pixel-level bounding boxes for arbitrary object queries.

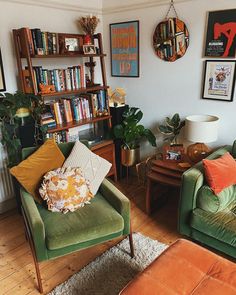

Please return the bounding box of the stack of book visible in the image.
[40,112,56,129]
[45,126,80,143]
[24,64,86,93]
[43,90,107,126]
[25,28,59,56]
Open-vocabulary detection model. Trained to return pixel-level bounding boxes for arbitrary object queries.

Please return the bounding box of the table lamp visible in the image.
[185,115,219,163]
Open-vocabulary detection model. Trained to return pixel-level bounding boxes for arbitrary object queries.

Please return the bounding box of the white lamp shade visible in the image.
[185,115,219,143]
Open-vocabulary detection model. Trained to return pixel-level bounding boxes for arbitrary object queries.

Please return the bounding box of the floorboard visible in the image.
[0,176,186,294]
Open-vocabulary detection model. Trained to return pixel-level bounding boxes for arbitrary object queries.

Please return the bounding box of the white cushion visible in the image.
[63,141,112,195]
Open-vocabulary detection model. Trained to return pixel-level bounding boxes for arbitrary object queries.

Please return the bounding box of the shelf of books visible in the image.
[13,27,112,142]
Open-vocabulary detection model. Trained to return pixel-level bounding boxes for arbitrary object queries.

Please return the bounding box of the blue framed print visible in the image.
[110,20,139,77]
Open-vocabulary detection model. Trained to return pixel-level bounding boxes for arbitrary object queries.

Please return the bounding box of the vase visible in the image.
[84,34,92,45]
[121,146,140,167]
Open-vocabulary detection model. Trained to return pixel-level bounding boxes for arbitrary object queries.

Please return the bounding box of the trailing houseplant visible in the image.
[113,107,156,166]
[0,91,45,167]
[158,113,185,145]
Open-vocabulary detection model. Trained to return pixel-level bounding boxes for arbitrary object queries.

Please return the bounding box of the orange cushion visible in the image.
[202,152,236,195]
[10,139,65,203]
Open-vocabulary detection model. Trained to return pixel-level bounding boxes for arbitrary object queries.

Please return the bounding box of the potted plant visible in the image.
[0,91,45,167]
[158,113,185,145]
[113,107,156,166]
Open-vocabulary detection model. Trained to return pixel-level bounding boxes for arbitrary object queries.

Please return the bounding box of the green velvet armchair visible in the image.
[178,140,236,259]
[20,142,134,293]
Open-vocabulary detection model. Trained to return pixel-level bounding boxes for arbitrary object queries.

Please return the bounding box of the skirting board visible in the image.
[0,198,16,214]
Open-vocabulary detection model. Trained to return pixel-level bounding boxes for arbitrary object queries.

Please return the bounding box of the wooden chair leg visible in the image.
[22,208,44,293]
[129,232,135,258]
[32,255,43,294]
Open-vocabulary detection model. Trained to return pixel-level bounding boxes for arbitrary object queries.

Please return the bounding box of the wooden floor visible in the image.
[0,177,181,295]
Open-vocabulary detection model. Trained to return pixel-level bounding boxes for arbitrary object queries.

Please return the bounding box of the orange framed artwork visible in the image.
[110,20,139,77]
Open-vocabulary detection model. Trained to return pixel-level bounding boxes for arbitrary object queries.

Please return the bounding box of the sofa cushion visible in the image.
[196,185,236,213]
[63,140,112,195]
[10,139,65,203]
[203,152,236,195]
[191,207,236,247]
[39,167,94,214]
[37,192,124,250]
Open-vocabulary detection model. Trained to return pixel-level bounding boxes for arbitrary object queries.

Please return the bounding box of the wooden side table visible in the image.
[146,159,191,214]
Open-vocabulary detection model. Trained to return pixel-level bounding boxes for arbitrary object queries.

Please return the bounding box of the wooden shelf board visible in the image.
[47,115,112,133]
[147,171,181,187]
[21,53,106,59]
[40,86,108,98]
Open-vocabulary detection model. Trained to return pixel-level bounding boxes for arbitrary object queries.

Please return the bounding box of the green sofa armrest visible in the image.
[99,178,130,235]
[20,189,48,261]
[178,145,232,236]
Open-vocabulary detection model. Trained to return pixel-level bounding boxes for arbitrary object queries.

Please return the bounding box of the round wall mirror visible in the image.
[153,18,189,62]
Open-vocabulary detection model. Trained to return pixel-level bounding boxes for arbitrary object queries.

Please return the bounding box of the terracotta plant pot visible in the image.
[121,147,140,167]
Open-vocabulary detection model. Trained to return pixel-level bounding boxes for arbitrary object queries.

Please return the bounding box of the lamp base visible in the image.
[187,142,211,163]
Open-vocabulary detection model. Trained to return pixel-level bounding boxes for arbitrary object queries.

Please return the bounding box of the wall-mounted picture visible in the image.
[205,9,236,57]
[153,18,190,62]
[202,60,236,102]
[110,20,139,77]
[0,49,6,92]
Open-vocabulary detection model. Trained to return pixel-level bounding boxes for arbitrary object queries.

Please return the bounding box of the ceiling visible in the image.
[0,0,193,14]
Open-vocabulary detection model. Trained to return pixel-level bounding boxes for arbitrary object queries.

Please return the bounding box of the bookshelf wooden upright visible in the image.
[13,28,117,180]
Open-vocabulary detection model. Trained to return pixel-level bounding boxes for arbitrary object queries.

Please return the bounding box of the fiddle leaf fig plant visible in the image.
[113,107,157,149]
[0,91,45,167]
[158,113,185,144]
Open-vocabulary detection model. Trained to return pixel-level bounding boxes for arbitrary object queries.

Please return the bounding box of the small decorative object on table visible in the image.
[162,144,184,162]
[78,15,100,45]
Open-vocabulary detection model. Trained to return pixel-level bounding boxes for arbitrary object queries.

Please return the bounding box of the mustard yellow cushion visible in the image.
[39,167,94,213]
[10,139,65,203]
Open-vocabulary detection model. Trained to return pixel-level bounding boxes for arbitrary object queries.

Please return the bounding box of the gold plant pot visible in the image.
[121,147,140,167]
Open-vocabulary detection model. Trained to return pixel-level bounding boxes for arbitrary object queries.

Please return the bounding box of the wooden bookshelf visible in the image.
[40,86,108,98]
[21,53,106,59]
[47,115,112,133]
[13,27,117,180]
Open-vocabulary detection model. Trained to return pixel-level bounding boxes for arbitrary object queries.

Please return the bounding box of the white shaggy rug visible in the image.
[49,233,167,295]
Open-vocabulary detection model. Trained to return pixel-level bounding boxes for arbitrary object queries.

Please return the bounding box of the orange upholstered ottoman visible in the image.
[120,239,236,295]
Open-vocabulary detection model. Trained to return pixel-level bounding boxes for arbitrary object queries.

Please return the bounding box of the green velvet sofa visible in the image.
[20,142,134,293]
[178,141,236,259]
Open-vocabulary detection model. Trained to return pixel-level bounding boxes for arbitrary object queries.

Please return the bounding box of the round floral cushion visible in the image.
[39,167,94,213]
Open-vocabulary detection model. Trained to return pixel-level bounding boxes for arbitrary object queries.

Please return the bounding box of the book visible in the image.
[35,28,44,55]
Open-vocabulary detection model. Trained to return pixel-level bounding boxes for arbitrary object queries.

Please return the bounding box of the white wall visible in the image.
[103,0,236,156]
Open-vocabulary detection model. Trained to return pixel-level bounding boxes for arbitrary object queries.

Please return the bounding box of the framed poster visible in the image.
[202,60,236,102]
[0,49,6,92]
[205,9,236,57]
[110,20,139,77]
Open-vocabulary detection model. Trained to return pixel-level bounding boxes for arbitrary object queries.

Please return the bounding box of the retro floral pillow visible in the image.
[39,167,94,214]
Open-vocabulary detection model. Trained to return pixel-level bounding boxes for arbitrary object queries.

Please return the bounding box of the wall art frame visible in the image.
[110,20,139,77]
[0,49,6,92]
[202,60,236,102]
[204,9,236,58]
